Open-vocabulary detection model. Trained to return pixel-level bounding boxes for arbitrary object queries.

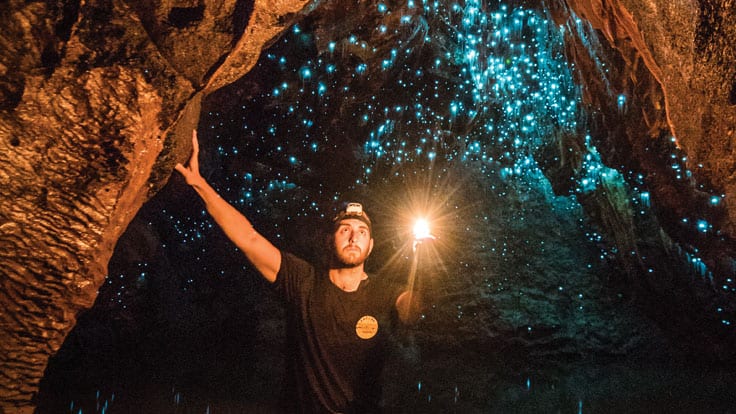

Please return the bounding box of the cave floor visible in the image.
[35,355,736,413]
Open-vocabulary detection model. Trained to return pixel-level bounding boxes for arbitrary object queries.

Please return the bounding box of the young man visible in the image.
[175,130,421,412]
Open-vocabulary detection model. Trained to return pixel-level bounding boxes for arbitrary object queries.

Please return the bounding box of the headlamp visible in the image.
[333,202,372,232]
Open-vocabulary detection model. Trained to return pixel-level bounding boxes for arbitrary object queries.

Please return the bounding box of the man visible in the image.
[175,130,421,412]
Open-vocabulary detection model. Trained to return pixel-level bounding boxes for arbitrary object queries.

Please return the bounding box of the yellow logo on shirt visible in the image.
[355,315,379,339]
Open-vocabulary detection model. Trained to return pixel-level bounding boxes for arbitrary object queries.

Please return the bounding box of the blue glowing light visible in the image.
[617,94,626,111]
[697,219,710,233]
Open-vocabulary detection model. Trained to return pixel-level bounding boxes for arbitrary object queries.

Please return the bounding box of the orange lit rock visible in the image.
[0,0,312,411]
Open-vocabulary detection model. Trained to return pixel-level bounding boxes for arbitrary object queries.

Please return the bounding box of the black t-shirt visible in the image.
[273,251,401,413]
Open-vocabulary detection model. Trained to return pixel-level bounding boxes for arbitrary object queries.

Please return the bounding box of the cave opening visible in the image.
[36,0,736,412]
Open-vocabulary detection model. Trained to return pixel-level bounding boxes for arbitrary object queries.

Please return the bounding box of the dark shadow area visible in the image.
[36,180,287,413]
[168,6,205,29]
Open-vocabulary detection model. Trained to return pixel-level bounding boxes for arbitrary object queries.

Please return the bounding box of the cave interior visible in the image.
[3,0,736,412]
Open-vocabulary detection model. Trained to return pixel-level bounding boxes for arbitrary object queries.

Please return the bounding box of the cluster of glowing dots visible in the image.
[358,1,580,179]
[256,0,583,187]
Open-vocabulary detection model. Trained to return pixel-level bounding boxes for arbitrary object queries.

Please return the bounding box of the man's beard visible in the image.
[332,245,368,268]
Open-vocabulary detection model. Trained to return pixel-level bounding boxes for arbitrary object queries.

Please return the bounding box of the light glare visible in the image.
[413,218,432,240]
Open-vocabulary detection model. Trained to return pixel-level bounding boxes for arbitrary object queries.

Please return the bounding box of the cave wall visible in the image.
[0,0,315,411]
[560,0,736,248]
[0,0,735,412]
[536,0,736,357]
[551,0,736,328]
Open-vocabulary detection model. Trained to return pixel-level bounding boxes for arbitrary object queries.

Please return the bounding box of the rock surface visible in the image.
[0,0,314,411]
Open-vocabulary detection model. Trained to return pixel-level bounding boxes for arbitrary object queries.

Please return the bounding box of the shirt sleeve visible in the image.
[271,250,314,302]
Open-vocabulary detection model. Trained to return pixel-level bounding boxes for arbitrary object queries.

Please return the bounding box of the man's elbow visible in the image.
[396,291,423,325]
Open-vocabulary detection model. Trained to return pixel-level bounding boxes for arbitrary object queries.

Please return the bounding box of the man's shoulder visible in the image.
[273,251,329,303]
[277,250,321,285]
[280,250,316,269]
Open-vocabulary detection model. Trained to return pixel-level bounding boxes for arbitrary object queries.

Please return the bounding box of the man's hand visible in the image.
[175,130,205,187]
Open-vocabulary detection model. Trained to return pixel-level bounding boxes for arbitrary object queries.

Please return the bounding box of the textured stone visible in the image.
[0,0,315,411]
[561,0,736,238]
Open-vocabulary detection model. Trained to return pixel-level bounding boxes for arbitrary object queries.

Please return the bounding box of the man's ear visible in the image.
[368,238,374,256]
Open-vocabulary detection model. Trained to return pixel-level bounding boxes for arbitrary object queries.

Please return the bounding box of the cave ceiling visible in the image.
[1,0,735,411]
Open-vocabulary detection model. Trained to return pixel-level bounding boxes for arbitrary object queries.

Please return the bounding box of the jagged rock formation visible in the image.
[0,0,314,411]
[551,0,736,353]
[0,0,734,412]
[557,0,736,260]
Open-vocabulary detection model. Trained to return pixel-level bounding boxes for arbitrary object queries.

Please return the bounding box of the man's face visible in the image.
[332,218,374,267]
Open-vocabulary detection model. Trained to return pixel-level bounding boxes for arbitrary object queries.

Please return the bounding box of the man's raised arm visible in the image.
[175,130,281,283]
